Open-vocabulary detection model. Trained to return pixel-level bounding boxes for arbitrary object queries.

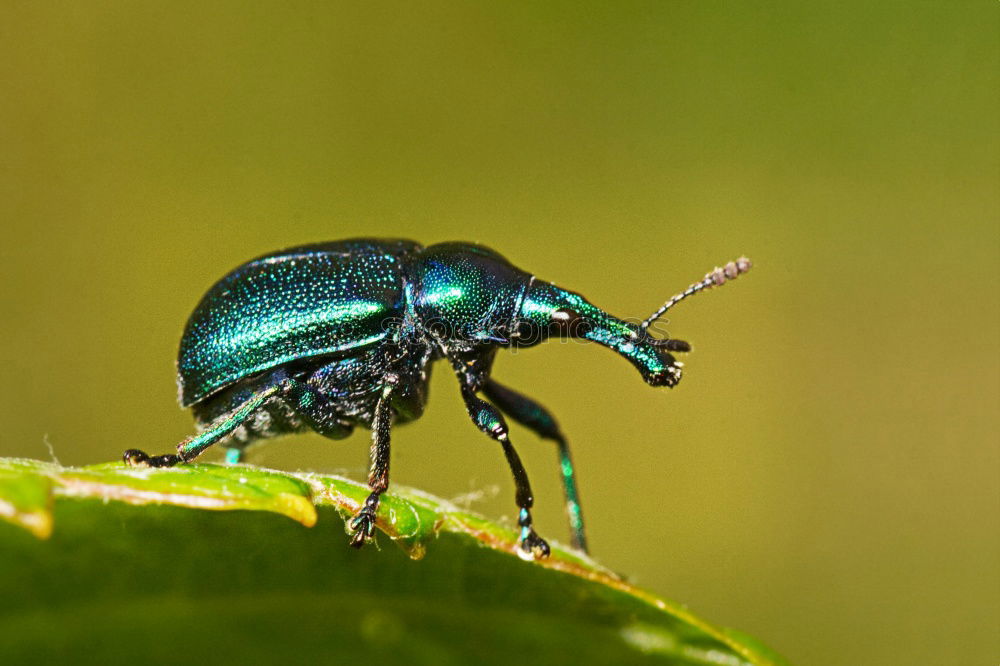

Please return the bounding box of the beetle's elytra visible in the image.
[124,239,750,558]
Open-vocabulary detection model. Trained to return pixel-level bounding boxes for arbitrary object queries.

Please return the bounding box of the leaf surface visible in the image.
[0,457,788,666]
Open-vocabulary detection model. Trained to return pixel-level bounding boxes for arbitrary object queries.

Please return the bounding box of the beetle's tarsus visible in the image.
[515,506,550,560]
[348,508,377,548]
[122,449,183,468]
[149,454,183,467]
[517,529,551,561]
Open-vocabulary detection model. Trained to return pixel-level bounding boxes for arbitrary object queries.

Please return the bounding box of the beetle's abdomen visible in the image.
[178,241,420,406]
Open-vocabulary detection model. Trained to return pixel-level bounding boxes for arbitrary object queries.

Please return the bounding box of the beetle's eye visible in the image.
[549,308,591,338]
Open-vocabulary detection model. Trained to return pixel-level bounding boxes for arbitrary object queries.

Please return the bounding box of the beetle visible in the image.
[124,239,750,558]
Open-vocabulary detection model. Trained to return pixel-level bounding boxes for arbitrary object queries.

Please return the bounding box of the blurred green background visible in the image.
[1,2,997,664]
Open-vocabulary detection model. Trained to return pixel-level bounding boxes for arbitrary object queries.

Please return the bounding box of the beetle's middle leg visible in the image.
[482,379,588,554]
[348,383,394,548]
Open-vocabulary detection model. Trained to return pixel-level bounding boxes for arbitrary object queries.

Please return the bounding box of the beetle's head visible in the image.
[513,281,687,386]
[412,242,751,388]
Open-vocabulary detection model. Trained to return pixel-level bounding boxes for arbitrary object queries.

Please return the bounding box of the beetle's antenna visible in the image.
[640,257,752,331]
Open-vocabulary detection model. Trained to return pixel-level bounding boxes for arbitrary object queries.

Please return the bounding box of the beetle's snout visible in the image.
[520,280,689,387]
[589,331,685,389]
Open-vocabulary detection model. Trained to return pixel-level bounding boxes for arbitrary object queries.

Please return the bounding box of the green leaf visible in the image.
[0,457,788,665]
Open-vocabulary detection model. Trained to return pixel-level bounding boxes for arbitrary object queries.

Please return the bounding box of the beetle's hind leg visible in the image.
[482,379,588,554]
[124,373,354,468]
[124,383,285,468]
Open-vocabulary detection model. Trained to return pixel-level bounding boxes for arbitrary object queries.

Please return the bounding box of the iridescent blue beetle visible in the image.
[124,239,750,558]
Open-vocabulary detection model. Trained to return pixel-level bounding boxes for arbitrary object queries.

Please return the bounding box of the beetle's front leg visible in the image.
[459,384,550,560]
[349,383,394,548]
[482,379,587,554]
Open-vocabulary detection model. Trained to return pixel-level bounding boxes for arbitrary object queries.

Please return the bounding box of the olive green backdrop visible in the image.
[2,3,997,665]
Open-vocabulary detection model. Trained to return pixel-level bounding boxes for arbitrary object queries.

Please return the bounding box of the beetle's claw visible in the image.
[517,529,551,561]
[123,449,150,466]
[348,509,377,548]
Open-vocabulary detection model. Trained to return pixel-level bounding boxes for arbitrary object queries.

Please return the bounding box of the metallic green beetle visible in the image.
[125,239,750,558]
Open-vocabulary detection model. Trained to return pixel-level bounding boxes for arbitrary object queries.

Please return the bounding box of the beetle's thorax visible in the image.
[409,242,532,346]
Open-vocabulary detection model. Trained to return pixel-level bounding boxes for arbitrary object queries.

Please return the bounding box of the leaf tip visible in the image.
[0,500,54,539]
[276,494,318,527]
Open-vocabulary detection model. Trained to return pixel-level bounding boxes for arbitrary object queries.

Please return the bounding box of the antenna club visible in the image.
[708,256,752,287]
[639,255,753,331]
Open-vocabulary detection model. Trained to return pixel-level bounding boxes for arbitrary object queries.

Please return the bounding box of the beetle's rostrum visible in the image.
[123,239,751,558]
